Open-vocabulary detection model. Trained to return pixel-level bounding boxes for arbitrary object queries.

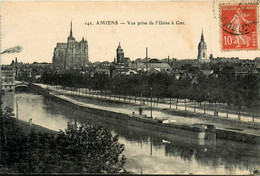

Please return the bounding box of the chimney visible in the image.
[146,47,148,59]
[146,47,148,71]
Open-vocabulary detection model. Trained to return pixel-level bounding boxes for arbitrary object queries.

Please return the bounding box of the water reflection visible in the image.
[2,92,260,174]
[2,91,15,110]
[3,92,68,130]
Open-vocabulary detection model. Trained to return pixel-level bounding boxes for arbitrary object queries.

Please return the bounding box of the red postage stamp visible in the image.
[220,3,258,51]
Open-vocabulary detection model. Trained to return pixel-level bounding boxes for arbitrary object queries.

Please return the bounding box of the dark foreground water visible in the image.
[2,92,260,174]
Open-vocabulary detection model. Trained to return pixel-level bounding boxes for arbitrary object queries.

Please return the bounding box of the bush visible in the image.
[0,108,125,174]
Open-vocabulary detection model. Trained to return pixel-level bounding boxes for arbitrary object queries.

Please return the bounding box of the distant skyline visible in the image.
[1,1,259,65]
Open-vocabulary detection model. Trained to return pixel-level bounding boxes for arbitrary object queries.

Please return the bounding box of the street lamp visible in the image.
[150,87,153,119]
[16,96,21,119]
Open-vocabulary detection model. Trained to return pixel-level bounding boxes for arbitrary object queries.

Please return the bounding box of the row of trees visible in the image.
[40,65,260,116]
[0,108,125,174]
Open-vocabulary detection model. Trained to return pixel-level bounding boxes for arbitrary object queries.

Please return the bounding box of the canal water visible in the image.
[2,92,260,174]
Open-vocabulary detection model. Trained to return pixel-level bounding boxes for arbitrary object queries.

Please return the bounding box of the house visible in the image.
[144,68,160,76]
[94,68,110,76]
[1,65,16,91]
[110,64,131,78]
[254,57,260,69]
[234,66,258,76]
[131,62,171,72]
[125,69,139,76]
[200,69,213,76]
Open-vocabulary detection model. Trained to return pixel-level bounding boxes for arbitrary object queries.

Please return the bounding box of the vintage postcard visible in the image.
[0,0,259,175]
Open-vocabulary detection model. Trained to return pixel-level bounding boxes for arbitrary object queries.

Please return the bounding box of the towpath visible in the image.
[35,84,260,137]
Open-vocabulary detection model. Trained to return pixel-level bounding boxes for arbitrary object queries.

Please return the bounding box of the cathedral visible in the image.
[52,22,89,68]
[197,30,209,62]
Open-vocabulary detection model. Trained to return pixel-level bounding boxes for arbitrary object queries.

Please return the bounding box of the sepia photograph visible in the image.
[0,0,259,175]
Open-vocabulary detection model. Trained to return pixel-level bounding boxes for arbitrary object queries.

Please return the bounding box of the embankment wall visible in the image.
[30,84,260,144]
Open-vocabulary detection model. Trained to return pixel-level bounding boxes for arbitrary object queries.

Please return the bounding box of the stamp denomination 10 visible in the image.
[220,3,258,51]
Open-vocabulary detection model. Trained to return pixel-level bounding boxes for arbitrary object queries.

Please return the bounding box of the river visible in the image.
[2,91,260,174]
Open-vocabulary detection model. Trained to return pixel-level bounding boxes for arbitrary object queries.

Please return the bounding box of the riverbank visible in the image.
[3,87,259,174]
[30,83,260,144]
[17,119,58,134]
[66,92,260,129]
[58,90,260,133]
[40,84,260,120]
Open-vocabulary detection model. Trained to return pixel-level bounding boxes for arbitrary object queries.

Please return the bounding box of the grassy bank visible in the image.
[16,119,57,135]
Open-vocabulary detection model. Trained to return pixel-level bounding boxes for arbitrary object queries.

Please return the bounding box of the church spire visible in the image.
[197,28,208,61]
[70,21,73,37]
[201,28,204,41]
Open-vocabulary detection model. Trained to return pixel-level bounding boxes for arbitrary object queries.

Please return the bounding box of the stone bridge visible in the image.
[15,82,29,91]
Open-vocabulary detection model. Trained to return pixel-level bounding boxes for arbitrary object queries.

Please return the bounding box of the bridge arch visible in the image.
[15,85,29,92]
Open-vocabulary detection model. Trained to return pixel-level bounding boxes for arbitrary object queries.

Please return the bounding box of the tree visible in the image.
[237,74,259,121]
[0,108,126,174]
[55,122,126,173]
[196,73,206,102]
[218,66,235,117]
[233,77,244,120]
[169,77,182,110]
[178,76,192,111]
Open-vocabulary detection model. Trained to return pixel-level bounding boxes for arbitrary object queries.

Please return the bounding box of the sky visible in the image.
[0,1,259,65]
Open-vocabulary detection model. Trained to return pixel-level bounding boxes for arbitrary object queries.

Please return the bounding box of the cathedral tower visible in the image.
[66,21,75,67]
[67,21,75,47]
[53,21,89,68]
[197,29,208,61]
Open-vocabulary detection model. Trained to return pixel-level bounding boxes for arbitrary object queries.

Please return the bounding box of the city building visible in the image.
[197,30,209,62]
[1,65,15,91]
[94,68,110,76]
[10,58,51,82]
[131,62,171,72]
[115,43,131,64]
[255,57,260,69]
[111,64,131,78]
[125,69,138,76]
[52,22,89,68]
[209,55,240,64]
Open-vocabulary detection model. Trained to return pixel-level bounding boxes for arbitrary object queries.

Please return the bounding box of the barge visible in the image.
[128,114,216,140]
